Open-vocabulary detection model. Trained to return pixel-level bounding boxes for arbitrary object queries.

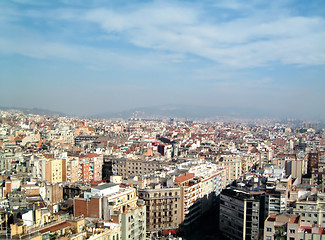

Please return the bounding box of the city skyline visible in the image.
[0,0,324,119]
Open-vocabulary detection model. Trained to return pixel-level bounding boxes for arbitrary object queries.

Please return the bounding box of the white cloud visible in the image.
[1,0,324,69]
[81,1,325,68]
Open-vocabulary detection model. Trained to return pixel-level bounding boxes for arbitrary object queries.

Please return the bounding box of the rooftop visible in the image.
[174,172,195,183]
[92,183,118,190]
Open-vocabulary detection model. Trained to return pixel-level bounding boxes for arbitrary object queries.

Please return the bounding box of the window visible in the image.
[267,227,272,232]
[290,229,295,233]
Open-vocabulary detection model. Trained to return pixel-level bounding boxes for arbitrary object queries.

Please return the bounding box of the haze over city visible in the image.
[0,0,324,119]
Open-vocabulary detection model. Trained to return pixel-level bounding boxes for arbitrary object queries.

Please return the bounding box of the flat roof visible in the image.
[93,183,118,190]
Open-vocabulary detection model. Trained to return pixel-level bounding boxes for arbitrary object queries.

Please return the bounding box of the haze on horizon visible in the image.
[0,0,324,120]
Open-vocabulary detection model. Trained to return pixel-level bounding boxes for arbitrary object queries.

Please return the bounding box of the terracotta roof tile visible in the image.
[174,173,195,183]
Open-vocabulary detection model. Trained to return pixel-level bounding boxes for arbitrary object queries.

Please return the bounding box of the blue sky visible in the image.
[0,0,324,119]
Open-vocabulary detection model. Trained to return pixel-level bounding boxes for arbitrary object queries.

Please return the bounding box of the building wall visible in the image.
[220,189,263,240]
[74,198,88,217]
[121,205,146,240]
[109,158,169,178]
[81,162,90,182]
[220,193,245,240]
[88,197,101,218]
[67,159,79,183]
[293,198,325,225]
[45,158,64,184]
[138,188,181,233]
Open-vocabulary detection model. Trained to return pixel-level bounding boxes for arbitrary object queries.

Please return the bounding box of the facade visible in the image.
[120,202,146,240]
[74,183,146,239]
[106,157,170,178]
[218,154,242,185]
[220,188,265,240]
[45,158,65,184]
[66,157,79,183]
[177,165,225,226]
[293,193,325,226]
[265,175,292,216]
[80,161,90,182]
[264,214,300,240]
[138,186,181,233]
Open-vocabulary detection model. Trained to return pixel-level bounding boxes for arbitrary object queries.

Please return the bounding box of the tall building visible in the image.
[138,186,181,234]
[220,188,265,240]
[217,154,242,185]
[45,158,66,184]
[66,156,79,183]
[265,175,292,216]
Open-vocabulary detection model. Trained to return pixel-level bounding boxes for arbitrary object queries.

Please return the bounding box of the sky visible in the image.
[0,0,324,119]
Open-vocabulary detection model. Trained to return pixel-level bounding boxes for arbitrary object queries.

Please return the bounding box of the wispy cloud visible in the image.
[1,0,324,68]
[81,1,325,68]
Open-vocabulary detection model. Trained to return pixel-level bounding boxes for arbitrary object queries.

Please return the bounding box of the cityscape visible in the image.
[0,0,324,239]
[0,110,324,239]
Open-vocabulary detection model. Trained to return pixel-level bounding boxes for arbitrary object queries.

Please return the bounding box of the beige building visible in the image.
[285,159,307,184]
[138,185,181,233]
[66,156,79,183]
[264,214,300,240]
[74,183,146,240]
[293,193,325,226]
[108,157,171,178]
[45,158,66,184]
[217,154,242,185]
[175,164,226,227]
[264,213,325,240]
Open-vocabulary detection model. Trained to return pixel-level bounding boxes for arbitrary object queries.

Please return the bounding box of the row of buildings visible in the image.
[0,110,324,239]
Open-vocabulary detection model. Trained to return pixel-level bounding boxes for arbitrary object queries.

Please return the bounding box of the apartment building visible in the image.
[138,185,181,234]
[45,158,66,184]
[174,164,225,227]
[66,156,79,183]
[104,157,170,178]
[264,212,325,240]
[220,188,265,240]
[42,183,64,213]
[264,214,300,240]
[293,193,325,226]
[74,183,145,240]
[265,175,292,215]
[217,154,242,185]
[120,200,146,240]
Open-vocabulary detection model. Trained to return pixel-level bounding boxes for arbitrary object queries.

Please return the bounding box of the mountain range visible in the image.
[1,105,323,121]
[0,106,67,117]
[90,105,272,120]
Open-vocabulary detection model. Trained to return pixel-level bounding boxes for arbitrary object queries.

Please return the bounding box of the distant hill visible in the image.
[0,106,67,117]
[90,104,272,120]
